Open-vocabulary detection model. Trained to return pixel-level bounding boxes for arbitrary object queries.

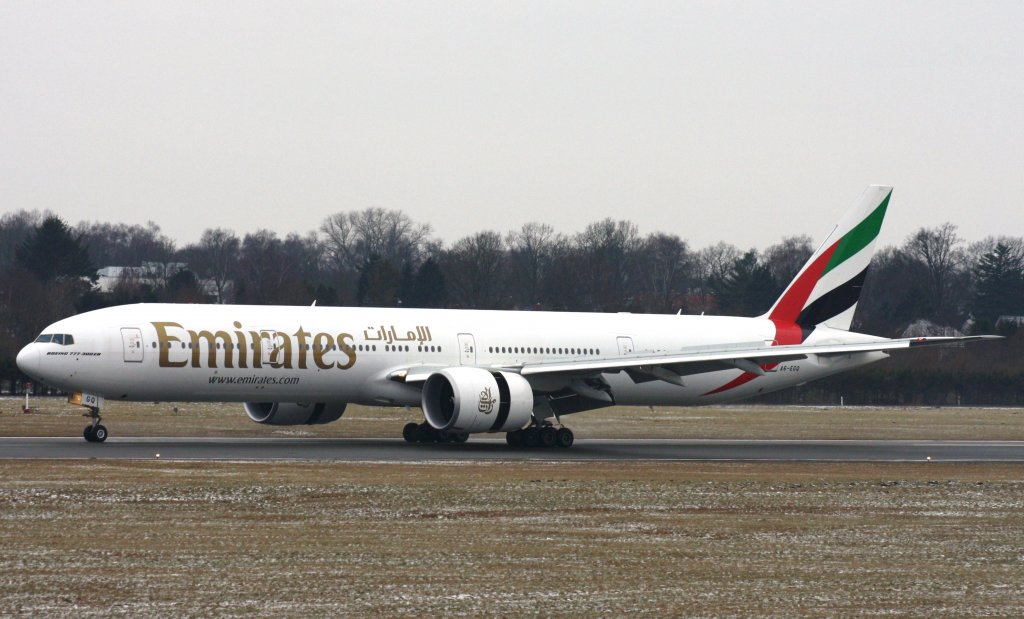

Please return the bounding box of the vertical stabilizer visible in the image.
[765,185,892,331]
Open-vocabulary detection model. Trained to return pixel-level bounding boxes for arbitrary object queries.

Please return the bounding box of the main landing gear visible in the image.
[505,424,574,449]
[403,422,469,444]
[83,408,108,443]
[400,421,575,448]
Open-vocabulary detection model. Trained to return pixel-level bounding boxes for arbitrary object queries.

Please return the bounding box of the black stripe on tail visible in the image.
[795,268,868,328]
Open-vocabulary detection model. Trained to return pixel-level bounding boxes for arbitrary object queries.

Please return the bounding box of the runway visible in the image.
[3,437,1024,462]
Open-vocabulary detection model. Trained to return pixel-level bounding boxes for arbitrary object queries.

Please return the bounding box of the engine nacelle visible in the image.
[422,367,533,433]
[244,401,346,425]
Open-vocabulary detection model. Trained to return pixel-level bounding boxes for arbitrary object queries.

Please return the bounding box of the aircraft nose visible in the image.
[16,345,39,377]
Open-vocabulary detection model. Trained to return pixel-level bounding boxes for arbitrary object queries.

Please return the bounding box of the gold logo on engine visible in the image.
[478,387,496,414]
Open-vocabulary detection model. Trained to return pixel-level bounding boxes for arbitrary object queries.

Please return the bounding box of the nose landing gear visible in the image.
[83,408,107,443]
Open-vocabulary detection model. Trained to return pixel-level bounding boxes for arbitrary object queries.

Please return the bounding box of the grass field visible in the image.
[2,461,1024,617]
[2,399,1024,616]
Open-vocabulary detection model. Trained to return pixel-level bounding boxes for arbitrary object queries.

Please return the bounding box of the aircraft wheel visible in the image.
[452,433,469,444]
[505,430,523,447]
[437,430,453,443]
[555,427,574,448]
[415,423,437,443]
[83,425,96,442]
[539,426,557,448]
[522,427,540,448]
[93,425,108,443]
[402,422,419,443]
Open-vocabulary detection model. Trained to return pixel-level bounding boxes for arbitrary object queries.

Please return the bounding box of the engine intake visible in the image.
[244,401,346,425]
[422,367,532,433]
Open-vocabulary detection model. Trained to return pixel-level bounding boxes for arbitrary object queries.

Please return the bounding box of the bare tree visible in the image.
[637,233,693,313]
[573,219,640,311]
[692,242,742,313]
[76,221,175,267]
[443,231,507,309]
[506,222,560,308]
[904,223,966,323]
[319,207,432,273]
[184,228,240,303]
[763,235,814,286]
[236,230,312,305]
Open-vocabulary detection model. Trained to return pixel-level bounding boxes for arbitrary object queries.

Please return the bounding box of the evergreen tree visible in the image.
[408,257,448,308]
[356,255,401,307]
[16,216,95,282]
[715,251,778,317]
[973,242,1024,325]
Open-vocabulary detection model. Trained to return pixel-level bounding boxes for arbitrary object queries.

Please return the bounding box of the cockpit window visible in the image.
[33,333,74,345]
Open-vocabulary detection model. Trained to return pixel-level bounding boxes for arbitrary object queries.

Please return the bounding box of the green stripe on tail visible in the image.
[822,190,891,276]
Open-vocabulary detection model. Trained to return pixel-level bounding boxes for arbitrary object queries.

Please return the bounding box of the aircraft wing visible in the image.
[516,335,1000,381]
[395,335,1000,386]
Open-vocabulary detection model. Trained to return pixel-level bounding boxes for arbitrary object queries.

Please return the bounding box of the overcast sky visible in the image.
[2,1,1021,251]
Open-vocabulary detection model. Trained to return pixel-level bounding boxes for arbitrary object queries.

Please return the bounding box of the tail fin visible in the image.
[766,185,892,331]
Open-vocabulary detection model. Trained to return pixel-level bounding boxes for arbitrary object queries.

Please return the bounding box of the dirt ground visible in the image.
[3,397,1024,440]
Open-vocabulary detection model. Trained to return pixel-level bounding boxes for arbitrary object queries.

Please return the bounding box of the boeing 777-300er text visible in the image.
[17,186,998,446]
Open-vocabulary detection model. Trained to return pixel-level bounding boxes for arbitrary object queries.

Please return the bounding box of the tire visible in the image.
[415,423,437,443]
[452,433,469,444]
[556,427,574,448]
[83,425,96,442]
[505,430,522,447]
[539,426,557,448]
[93,425,108,442]
[437,430,453,443]
[402,422,419,443]
[522,427,540,448]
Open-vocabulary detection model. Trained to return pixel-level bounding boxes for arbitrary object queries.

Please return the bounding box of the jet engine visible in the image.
[422,367,533,433]
[244,401,346,425]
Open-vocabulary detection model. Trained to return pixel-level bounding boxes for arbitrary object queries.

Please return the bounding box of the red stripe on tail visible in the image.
[768,241,838,323]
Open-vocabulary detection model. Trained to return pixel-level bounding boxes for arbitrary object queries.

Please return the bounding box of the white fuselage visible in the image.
[17,303,887,410]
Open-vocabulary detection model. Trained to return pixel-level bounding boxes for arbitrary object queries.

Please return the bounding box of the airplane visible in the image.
[16,185,998,446]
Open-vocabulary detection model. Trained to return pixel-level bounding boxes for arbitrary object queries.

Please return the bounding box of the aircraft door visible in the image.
[121,328,144,363]
[458,333,476,365]
[616,336,634,355]
[260,329,285,365]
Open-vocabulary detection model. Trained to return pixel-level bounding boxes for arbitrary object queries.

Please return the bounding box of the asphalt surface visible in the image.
[2,437,1024,461]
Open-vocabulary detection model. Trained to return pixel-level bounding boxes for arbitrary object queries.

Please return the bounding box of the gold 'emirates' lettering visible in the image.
[152,322,358,370]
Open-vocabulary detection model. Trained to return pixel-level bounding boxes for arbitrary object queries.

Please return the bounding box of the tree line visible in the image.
[1,208,1022,402]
